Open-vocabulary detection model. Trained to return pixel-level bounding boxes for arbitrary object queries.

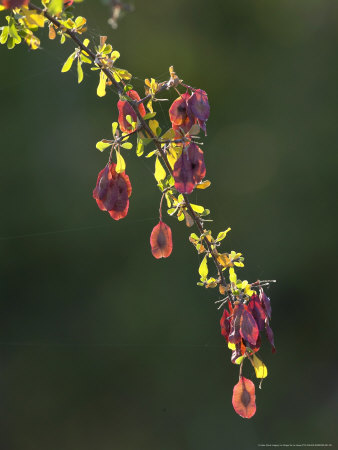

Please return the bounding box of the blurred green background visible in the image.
[0,0,337,448]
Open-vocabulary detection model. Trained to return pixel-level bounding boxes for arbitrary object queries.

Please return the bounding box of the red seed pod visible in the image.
[173,142,206,194]
[93,163,132,221]
[248,294,266,332]
[150,221,173,259]
[240,305,259,346]
[117,90,146,133]
[232,376,256,419]
[1,0,29,8]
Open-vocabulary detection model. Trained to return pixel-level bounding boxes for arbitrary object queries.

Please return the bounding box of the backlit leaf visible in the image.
[121,142,133,150]
[216,228,231,242]
[199,255,208,281]
[229,267,237,283]
[190,203,204,214]
[97,71,107,97]
[77,59,83,83]
[251,354,268,379]
[196,180,211,189]
[136,138,144,157]
[116,150,126,173]
[154,157,166,182]
[61,52,75,72]
[96,141,111,152]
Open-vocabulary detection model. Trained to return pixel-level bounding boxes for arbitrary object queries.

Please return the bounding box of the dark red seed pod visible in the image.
[93,163,132,221]
[173,142,206,194]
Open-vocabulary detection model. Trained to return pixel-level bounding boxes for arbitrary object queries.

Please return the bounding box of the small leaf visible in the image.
[136,138,144,157]
[251,354,268,379]
[196,180,211,189]
[146,150,157,158]
[216,228,231,242]
[96,141,111,152]
[48,0,63,15]
[77,59,84,83]
[161,128,176,141]
[126,114,133,125]
[190,203,204,214]
[154,157,166,182]
[149,119,161,137]
[121,142,133,150]
[229,267,237,284]
[97,71,107,97]
[143,112,157,120]
[61,53,75,72]
[199,255,208,281]
[112,122,118,136]
[116,150,126,173]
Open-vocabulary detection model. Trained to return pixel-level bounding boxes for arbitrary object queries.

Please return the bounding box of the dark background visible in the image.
[0,0,337,449]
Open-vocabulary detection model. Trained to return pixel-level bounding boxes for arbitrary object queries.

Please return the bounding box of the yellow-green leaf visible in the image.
[112,122,118,136]
[121,142,133,150]
[149,119,160,137]
[216,228,231,242]
[199,255,208,281]
[96,141,111,152]
[61,53,75,73]
[48,0,63,15]
[190,203,204,214]
[136,138,144,157]
[229,267,237,284]
[251,354,268,378]
[161,128,175,141]
[97,71,107,97]
[154,157,166,182]
[116,150,126,173]
[77,59,83,83]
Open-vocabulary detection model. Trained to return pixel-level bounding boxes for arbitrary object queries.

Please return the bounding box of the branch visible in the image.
[28,2,227,289]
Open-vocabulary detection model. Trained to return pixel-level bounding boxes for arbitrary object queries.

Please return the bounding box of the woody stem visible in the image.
[28,2,227,289]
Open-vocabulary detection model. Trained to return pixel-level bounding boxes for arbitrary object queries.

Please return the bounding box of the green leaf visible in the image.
[116,150,126,173]
[61,52,75,73]
[97,71,107,97]
[161,128,176,141]
[96,141,111,152]
[154,157,166,182]
[77,59,84,83]
[143,112,157,120]
[199,255,208,281]
[216,228,231,242]
[121,142,133,150]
